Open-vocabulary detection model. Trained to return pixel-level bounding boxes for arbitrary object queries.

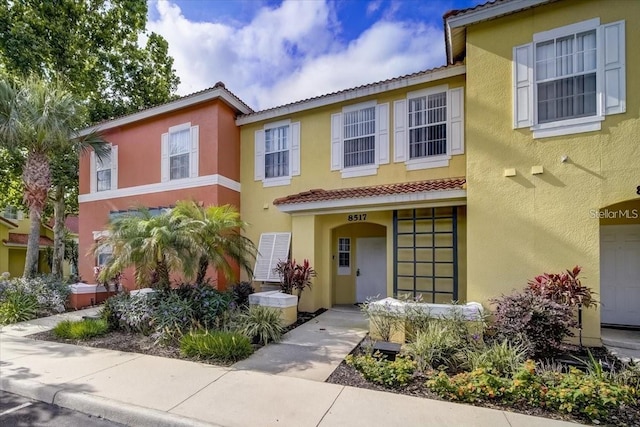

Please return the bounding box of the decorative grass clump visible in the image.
[53,318,109,340]
[180,330,253,363]
[237,305,283,345]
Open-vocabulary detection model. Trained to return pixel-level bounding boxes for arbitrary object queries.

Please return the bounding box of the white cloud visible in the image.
[148,0,445,110]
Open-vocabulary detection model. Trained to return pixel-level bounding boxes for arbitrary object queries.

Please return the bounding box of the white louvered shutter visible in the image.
[290,122,301,176]
[330,113,342,171]
[602,20,625,115]
[376,103,389,165]
[190,125,199,178]
[253,232,291,282]
[254,130,265,181]
[449,88,464,155]
[110,145,118,190]
[89,151,97,193]
[161,133,169,182]
[513,43,533,128]
[393,100,407,162]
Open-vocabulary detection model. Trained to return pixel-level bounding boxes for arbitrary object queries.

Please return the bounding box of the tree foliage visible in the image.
[0,0,179,123]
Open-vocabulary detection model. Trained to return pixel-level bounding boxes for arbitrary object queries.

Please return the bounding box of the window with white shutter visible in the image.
[254,120,300,187]
[253,232,291,282]
[330,100,389,178]
[393,85,464,170]
[513,18,625,138]
[161,122,199,182]
[90,144,118,193]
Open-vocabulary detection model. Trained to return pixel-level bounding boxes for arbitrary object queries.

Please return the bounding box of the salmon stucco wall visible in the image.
[78,98,242,289]
[464,0,640,344]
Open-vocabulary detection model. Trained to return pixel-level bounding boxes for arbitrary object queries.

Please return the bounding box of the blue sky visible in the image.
[146,0,482,109]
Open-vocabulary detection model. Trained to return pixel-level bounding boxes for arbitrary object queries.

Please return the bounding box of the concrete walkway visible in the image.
[233,306,367,381]
[0,310,581,427]
[602,327,640,362]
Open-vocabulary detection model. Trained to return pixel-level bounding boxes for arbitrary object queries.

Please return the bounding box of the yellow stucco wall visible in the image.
[241,76,467,312]
[0,223,10,274]
[465,0,640,344]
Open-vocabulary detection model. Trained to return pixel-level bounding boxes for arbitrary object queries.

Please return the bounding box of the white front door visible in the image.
[601,225,640,326]
[356,237,387,303]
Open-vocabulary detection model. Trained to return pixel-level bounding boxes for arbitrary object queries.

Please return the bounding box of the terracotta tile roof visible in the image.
[443,0,508,19]
[84,82,253,129]
[0,216,18,228]
[3,233,54,247]
[46,215,79,234]
[273,178,466,206]
[239,63,464,121]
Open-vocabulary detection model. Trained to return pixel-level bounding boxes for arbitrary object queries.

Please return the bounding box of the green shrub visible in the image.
[427,368,511,403]
[404,321,466,371]
[237,305,283,345]
[0,275,70,316]
[180,330,253,363]
[346,353,415,387]
[544,367,636,420]
[464,340,527,376]
[101,293,157,333]
[53,318,109,340]
[0,291,38,324]
[153,292,196,344]
[490,291,575,357]
[175,283,232,328]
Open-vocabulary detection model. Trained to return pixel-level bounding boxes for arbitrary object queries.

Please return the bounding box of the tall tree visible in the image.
[0,77,107,277]
[0,0,180,276]
[0,0,180,123]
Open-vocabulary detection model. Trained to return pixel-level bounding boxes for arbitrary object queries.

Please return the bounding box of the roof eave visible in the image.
[275,189,467,214]
[444,0,554,63]
[79,89,253,136]
[236,65,466,126]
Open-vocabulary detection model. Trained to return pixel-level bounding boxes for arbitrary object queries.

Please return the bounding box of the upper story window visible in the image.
[2,205,18,220]
[331,101,389,178]
[408,91,447,159]
[90,144,118,193]
[169,128,191,180]
[265,125,289,179]
[161,122,199,182]
[343,106,376,168]
[536,30,597,124]
[96,150,112,191]
[514,18,626,138]
[254,120,300,187]
[393,85,464,171]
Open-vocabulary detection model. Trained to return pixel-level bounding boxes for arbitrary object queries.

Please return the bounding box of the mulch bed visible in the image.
[29,308,328,367]
[326,338,640,427]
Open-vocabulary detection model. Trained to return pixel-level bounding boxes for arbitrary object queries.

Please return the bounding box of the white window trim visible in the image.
[331,100,389,179]
[255,119,300,188]
[90,144,118,193]
[531,18,602,138]
[514,18,625,139]
[161,121,199,182]
[403,85,452,171]
[337,237,351,276]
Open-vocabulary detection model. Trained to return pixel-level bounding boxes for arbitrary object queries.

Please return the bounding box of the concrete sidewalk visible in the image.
[0,310,580,427]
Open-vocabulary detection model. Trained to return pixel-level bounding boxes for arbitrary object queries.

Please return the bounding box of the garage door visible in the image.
[600,225,640,326]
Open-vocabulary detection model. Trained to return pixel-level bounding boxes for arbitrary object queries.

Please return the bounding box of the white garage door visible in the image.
[600,225,640,326]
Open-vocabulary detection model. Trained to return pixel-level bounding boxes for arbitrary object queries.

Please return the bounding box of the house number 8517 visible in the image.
[347,214,367,222]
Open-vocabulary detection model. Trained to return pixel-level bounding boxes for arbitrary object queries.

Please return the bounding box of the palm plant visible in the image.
[0,76,108,277]
[171,201,256,284]
[94,207,198,290]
